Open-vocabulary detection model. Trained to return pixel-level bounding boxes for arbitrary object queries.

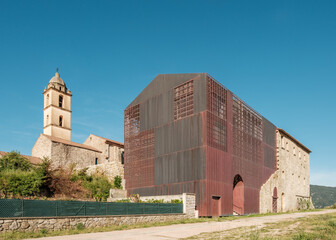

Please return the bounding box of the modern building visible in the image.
[124,73,311,216]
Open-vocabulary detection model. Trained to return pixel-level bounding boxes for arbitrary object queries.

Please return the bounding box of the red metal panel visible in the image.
[125,74,277,217]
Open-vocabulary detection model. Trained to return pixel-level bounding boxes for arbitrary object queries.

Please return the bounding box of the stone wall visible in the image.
[260,130,311,213]
[32,134,101,169]
[50,141,100,169]
[0,214,187,233]
[84,135,124,185]
[32,134,52,161]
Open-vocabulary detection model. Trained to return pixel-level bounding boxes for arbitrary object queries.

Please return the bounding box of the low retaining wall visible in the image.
[0,213,187,233]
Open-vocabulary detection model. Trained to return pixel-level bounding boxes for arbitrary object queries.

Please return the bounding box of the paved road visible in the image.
[26,209,336,240]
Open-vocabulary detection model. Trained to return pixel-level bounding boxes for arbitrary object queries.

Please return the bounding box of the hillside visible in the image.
[310,185,336,208]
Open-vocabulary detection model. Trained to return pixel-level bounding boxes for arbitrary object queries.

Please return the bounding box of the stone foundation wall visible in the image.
[0,214,187,233]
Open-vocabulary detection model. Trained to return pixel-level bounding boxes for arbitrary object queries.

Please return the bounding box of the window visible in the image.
[174,80,194,120]
[59,95,63,108]
[121,151,124,164]
[95,158,98,165]
[59,115,63,127]
[46,115,49,125]
[59,87,62,91]
[46,94,50,106]
[293,147,296,156]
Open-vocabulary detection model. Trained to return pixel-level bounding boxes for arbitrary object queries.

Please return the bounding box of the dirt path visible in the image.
[25,209,336,240]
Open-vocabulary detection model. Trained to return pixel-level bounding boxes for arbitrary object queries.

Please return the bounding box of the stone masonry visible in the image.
[259,129,312,213]
[0,214,187,233]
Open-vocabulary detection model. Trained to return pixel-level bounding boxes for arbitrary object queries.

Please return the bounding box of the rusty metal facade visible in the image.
[125,73,276,216]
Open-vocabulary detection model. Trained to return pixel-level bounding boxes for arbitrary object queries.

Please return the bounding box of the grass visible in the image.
[0,209,323,240]
[185,211,336,240]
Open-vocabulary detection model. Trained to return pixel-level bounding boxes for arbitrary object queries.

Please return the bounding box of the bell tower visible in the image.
[43,69,72,141]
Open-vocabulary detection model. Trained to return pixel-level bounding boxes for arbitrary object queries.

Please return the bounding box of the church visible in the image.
[32,71,124,180]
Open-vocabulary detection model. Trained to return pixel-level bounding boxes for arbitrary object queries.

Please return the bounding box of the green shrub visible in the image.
[84,176,112,201]
[0,169,44,198]
[76,223,85,230]
[113,175,122,189]
[0,151,32,172]
[71,169,112,202]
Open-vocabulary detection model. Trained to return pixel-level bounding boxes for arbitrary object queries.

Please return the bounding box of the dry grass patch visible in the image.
[185,212,336,240]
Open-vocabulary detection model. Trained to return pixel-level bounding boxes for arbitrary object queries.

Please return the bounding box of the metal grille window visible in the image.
[206,76,228,151]
[207,114,227,151]
[124,104,154,189]
[207,77,227,120]
[233,96,262,162]
[124,104,140,138]
[174,80,194,120]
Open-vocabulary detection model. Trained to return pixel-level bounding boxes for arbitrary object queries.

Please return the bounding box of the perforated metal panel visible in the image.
[124,73,277,217]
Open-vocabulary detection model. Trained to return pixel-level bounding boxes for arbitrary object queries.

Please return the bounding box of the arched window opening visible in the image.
[46,94,50,106]
[95,158,98,165]
[46,115,49,125]
[59,95,63,108]
[59,115,63,127]
[233,174,243,189]
[59,87,62,91]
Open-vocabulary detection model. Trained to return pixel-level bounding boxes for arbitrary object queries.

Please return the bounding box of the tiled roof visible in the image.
[90,134,124,147]
[42,134,102,153]
[0,151,43,165]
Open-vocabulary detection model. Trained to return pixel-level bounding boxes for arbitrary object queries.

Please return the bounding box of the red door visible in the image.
[233,181,244,215]
[211,196,221,217]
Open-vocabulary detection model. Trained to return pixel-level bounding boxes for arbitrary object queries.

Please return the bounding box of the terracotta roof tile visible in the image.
[0,151,43,165]
[90,134,124,147]
[42,134,101,153]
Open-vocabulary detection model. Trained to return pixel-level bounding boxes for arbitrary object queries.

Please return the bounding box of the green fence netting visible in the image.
[0,199,183,218]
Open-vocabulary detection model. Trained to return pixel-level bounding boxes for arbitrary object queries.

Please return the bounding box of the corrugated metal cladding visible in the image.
[125,73,277,216]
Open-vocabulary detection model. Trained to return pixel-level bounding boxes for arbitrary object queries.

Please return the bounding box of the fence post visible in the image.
[21,199,24,217]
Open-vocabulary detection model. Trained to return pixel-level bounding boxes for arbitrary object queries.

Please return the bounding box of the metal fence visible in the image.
[0,199,183,218]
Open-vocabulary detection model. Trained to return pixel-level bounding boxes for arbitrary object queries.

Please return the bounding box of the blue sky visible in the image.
[0,0,335,186]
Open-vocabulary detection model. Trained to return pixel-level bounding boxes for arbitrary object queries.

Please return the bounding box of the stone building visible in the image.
[260,129,311,213]
[84,134,124,181]
[32,71,124,180]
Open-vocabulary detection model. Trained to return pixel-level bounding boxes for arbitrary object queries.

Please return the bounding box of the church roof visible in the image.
[42,134,101,153]
[0,151,43,165]
[49,72,66,87]
[90,134,124,148]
